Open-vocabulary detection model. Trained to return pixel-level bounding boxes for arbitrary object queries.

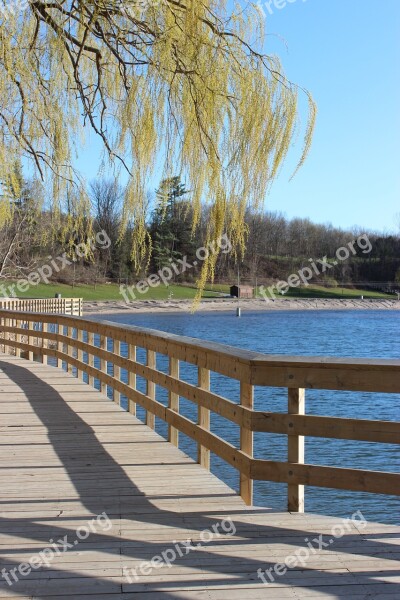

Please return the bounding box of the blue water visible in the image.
[87,310,400,524]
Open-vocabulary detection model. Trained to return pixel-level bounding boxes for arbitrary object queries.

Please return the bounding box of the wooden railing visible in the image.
[0,297,83,316]
[1,309,399,511]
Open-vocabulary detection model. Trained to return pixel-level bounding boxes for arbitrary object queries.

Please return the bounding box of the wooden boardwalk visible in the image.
[0,355,399,599]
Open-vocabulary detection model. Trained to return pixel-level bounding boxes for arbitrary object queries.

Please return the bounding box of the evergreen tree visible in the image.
[150,177,196,272]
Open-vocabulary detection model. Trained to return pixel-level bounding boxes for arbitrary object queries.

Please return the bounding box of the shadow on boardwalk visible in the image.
[0,358,399,598]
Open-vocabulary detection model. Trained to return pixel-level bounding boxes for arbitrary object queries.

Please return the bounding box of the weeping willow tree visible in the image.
[0,0,316,296]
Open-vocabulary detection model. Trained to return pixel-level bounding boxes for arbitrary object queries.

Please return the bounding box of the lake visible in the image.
[87,309,400,524]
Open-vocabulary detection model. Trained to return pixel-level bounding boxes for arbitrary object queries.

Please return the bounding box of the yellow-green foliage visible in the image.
[0,1,316,296]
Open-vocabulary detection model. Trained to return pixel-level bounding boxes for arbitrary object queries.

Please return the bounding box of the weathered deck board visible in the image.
[0,355,399,599]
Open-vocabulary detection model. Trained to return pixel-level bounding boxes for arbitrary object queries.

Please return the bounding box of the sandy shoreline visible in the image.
[83,297,400,315]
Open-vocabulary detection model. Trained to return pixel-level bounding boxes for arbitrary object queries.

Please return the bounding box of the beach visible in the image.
[83,297,400,314]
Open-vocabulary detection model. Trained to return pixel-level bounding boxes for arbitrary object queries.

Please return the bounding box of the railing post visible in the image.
[42,322,48,365]
[4,317,10,354]
[67,327,74,374]
[240,381,254,506]
[27,320,33,361]
[146,350,156,429]
[128,344,136,416]
[56,324,62,369]
[100,335,107,394]
[77,328,83,379]
[0,317,4,353]
[168,357,179,447]
[113,339,121,405]
[88,332,94,387]
[16,319,21,358]
[288,387,305,513]
[198,368,211,469]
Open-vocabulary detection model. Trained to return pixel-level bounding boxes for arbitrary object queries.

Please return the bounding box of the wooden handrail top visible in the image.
[1,309,399,393]
[1,308,399,367]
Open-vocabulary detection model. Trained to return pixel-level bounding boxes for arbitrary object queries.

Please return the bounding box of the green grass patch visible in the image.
[1,281,395,301]
[0,282,221,301]
[260,285,394,300]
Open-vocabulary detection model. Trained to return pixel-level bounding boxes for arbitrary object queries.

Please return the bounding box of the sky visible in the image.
[76,0,400,233]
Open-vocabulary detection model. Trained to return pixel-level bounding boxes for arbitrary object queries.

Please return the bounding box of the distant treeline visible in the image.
[1,175,399,291]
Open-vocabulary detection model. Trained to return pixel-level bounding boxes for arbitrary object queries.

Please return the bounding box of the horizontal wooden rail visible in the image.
[1,309,399,512]
[251,412,400,444]
[250,461,400,496]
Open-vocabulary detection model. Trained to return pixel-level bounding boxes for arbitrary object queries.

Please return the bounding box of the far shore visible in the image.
[83,297,400,315]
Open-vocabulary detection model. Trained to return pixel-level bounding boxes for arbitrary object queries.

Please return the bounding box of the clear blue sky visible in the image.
[76,0,400,233]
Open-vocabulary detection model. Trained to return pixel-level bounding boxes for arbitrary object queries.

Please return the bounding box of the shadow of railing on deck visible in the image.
[0,359,399,598]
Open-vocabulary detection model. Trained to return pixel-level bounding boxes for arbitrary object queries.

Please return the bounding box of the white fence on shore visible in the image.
[0,297,83,316]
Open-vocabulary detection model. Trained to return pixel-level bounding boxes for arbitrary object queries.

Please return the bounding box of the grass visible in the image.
[0,281,395,302]
[261,284,395,300]
[205,283,395,299]
[203,282,394,300]
[0,282,220,301]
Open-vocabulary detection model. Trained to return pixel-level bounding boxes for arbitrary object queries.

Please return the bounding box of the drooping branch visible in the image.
[0,0,317,293]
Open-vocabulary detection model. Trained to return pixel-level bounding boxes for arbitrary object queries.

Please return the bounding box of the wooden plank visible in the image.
[251,460,400,495]
[250,362,400,393]
[251,411,400,444]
